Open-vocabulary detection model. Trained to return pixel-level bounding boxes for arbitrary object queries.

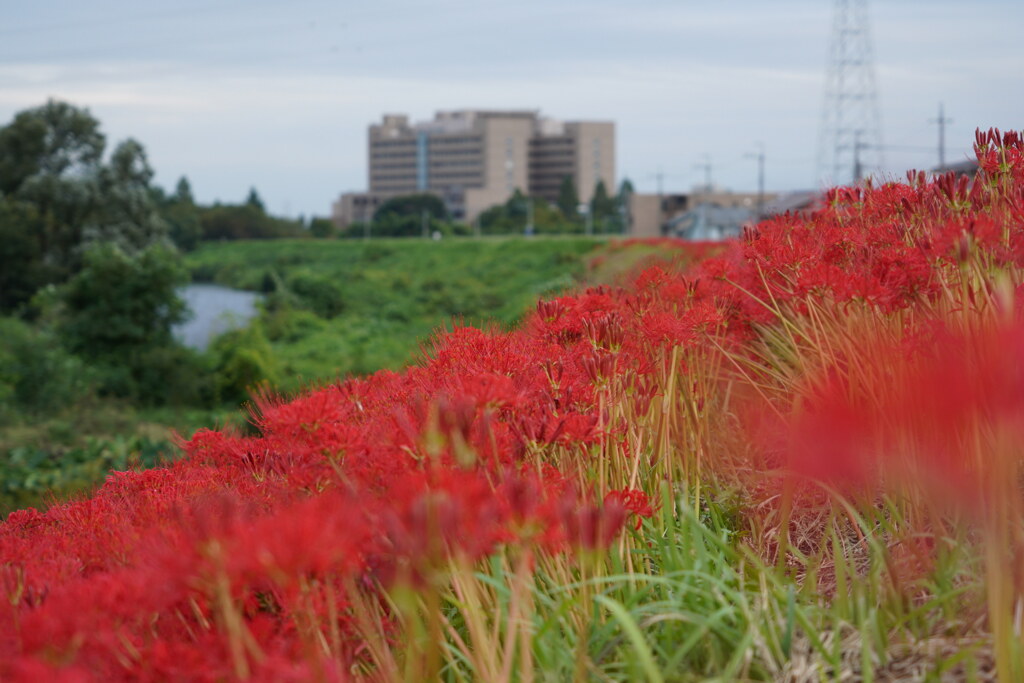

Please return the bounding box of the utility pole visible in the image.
[853,130,863,183]
[525,196,534,235]
[745,143,765,217]
[929,102,953,169]
[693,155,712,191]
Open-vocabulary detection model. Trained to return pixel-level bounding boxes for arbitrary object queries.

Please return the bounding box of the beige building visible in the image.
[333,110,615,228]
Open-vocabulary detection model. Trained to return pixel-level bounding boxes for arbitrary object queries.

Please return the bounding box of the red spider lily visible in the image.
[1,129,1022,678]
[604,489,656,529]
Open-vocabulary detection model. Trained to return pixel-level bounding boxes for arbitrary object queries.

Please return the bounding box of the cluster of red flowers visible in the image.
[1,129,1022,679]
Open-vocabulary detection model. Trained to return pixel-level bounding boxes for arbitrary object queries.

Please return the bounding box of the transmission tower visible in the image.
[817,0,884,186]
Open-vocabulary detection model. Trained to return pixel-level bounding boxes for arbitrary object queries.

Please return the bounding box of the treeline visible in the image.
[333,177,635,239]
[161,183,309,250]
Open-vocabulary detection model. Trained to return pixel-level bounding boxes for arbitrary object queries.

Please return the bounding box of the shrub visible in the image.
[0,317,93,419]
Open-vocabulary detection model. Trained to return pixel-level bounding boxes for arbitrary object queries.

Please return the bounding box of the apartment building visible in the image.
[332,110,614,227]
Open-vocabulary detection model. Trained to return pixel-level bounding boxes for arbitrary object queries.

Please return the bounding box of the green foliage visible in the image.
[284,269,346,318]
[55,243,204,406]
[128,344,214,408]
[557,174,579,219]
[60,243,189,359]
[373,193,448,223]
[0,99,105,197]
[0,100,171,296]
[590,179,615,220]
[209,322,278,405]
[245,187,266,212]
[0,200,50,312]
[370,193,450,238]
[0,435,176,515]
[0,317,93,419]
[0,100,106,279]
[478,191,580,235]
[85,138,170,251]
[308,217,336,239]
[199,203,304,240]
[161,176,203,251]
[185,237,602,392]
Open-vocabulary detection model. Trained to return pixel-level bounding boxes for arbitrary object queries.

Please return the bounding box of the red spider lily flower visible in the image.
[604,489,656,529]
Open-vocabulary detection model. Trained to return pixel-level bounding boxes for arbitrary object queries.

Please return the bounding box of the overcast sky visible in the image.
[2,0,1021,218]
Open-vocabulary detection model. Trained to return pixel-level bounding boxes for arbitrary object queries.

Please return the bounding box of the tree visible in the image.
[59,243,189,360]
[174,176,195,204]
[199,203,304,240]
[616,178,635,234]
[373,193,447,223]
[84,138,169,253]
[0,99,105,196]
[0,100,106,276]
[590,180,616,224]
[309,217,336,239]
[245,187,266,213]
[163,176,202,251]
[557,175,579,219]
[0,200,49,312]
[372,193,448,237]
[478,192,579,235]
[0,101,176,291]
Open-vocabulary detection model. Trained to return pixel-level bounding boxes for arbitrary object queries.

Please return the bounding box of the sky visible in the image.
[2,0,1021,219]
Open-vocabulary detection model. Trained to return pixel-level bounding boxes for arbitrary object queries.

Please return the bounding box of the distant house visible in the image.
[665,204,755,241]
[629,189,776,238]
[762,190,823,219]
[931,158,979,177]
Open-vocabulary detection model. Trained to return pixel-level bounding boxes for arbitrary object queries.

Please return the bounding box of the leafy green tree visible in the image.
[309,217,336,238]
[0,100,106,276]
[590,180,616,224]
[479,191,580,235]
[85,138,169,252]
[245,187,266,213]
[372,193,448,222]
[0,316,92,418]
[209,323,278,406]
[174,176,195,204]
[616,178,635,234]
[0,200,50,312]
[557,175,579,219]
[199,203,304,240]
[59,243,188,360]
[162,177,203,251]
[618,178,635,197]
[371,193,449,237]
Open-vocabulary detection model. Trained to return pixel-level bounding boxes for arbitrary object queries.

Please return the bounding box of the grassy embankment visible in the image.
[184,237,606,394]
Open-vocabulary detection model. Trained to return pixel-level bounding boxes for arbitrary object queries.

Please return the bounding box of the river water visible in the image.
[173,284,261,351]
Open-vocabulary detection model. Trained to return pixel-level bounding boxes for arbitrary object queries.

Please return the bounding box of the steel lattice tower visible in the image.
[817,0,884,186]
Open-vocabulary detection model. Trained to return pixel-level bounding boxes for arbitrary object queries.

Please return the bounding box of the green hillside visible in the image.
[186,237,604,392]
